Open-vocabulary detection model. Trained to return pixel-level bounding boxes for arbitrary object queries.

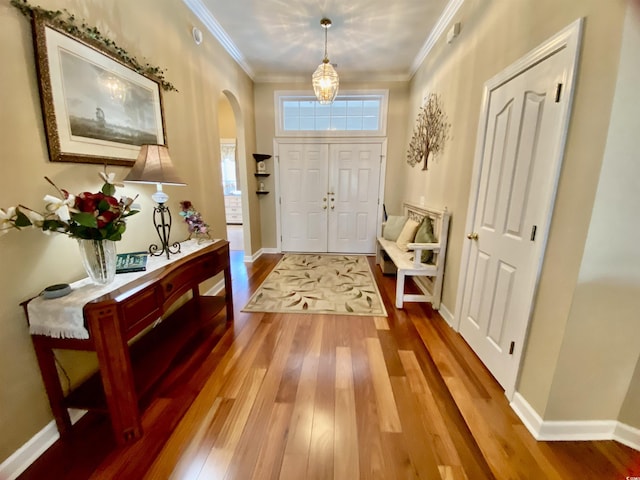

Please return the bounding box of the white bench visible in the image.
[376,203,451,309]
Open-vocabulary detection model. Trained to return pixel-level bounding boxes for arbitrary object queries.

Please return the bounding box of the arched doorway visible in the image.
[218,91,251,255]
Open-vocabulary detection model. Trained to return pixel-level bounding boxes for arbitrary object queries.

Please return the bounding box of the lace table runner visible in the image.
[27,240,219,339]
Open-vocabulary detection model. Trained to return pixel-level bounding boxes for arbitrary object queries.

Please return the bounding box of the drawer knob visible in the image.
[166,283,174,292]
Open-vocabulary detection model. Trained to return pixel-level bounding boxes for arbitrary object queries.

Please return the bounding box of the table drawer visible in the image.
[160,253,226,307]
[122,287,161,337]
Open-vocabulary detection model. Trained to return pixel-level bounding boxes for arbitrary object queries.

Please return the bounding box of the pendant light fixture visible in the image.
[312,18,339,104]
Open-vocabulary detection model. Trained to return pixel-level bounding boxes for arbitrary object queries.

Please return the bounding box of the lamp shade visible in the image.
[123,144,186,186]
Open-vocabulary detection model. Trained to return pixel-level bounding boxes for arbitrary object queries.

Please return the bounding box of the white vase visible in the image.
[77,239,117,285]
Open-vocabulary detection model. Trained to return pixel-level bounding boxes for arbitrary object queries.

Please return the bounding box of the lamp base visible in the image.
[150,203,180,259]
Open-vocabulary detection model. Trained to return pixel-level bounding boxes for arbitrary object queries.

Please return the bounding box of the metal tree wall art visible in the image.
[407,93,451,170]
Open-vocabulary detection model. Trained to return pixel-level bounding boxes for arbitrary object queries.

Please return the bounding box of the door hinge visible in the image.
[509,341,515,355]
[555,83,563,103]
[530,225,537,241]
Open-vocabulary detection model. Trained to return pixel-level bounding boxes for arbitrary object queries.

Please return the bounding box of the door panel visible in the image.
[505,92,545,236]
[279,144,328,252]
[328,144,381,253]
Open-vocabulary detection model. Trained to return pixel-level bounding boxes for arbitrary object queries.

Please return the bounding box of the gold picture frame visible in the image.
[32,15,167,166]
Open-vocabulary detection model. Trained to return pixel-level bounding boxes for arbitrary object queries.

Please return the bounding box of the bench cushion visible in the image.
[396,218,420,251]
[382,215,407,241]
[414,217,436,263]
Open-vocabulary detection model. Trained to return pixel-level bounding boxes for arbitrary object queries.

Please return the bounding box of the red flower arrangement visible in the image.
[0,171,138,241]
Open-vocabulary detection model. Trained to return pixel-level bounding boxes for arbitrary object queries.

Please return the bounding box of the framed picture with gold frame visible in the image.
[32,16,166,166]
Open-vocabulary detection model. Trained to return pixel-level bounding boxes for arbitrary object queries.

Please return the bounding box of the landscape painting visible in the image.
[33,18,166,165]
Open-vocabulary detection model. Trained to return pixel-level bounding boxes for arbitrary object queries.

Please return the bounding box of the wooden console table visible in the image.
[23,240,233,445]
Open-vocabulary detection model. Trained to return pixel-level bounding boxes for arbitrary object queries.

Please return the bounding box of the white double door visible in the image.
[278,142,383,254]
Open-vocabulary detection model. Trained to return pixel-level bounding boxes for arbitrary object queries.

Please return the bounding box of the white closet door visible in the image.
[458,41,575,391]
[279,143,329,252]
[328,143,382,254]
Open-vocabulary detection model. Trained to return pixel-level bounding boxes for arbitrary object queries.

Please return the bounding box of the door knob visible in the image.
[331,205,335,210]
[467,232,479,240]
[323,205,327,210]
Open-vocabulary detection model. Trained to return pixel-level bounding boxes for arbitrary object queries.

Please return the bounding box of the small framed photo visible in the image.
[256,161,267,173]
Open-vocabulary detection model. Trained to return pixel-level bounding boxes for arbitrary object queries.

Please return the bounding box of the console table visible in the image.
[23,240,233,444]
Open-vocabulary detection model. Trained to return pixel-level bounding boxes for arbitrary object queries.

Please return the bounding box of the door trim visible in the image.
[453,18,583,399]
[274,138,387,253]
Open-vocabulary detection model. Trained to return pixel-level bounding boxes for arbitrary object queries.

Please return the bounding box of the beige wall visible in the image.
[544,1,640,421]
[253,80,410,249]
[218,94,237,139]
[0,0,255,462]
[409,0,637,427]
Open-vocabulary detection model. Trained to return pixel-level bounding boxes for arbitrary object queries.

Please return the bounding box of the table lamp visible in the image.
[124,144,186,258]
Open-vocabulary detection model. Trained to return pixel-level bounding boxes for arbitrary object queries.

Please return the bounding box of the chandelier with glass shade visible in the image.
[312,18,339,104]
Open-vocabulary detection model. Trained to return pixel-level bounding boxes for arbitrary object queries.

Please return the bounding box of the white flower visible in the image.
[26,210,45,227]
[43,194,75,222]
[99,171,124,187]
[0,207,16,236]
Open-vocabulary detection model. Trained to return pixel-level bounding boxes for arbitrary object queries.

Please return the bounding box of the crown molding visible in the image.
[410,0,465,77]
[182,0,255,79]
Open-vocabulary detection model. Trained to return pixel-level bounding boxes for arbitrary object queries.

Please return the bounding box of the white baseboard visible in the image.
[244,251,258,263]
[0,409,86,480]
[614,421,640,451]
[438,302,455,327]
[203,279,225,296]
[510,392,640,450]
[243,247,279,263]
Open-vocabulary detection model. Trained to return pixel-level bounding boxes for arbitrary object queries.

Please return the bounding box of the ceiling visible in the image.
[184,0,462,83]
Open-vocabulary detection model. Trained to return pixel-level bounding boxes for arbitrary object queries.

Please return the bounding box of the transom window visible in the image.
[276,91,388,137]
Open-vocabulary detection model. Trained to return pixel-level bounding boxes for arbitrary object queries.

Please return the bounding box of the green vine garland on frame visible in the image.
[10,0,178,92]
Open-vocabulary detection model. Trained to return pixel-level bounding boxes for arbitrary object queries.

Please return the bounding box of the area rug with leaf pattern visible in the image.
[242,254,387,317]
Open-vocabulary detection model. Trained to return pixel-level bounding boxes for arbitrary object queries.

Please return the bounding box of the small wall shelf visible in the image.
[253,153,271,195]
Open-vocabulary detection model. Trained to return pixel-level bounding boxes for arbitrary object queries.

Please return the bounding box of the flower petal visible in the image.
[0,207,16,220]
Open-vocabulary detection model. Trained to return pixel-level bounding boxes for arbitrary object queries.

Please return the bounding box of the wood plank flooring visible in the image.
[19,251,640,479]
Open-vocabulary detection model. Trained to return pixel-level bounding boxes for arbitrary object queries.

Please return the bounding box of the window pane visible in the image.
[316,103,331,115]
[300,117,315,130]
[299,101,315,117]
[331,101,347,116]
[331,116,347,130]
[346,117,363,130]
[363,100,380,116]
[283,117,299,130]
[315,116,330,130]
[362,116,379,130]
[283,101,299,116]
[347,100,363,116]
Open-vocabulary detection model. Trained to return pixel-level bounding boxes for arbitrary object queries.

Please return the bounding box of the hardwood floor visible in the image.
[19,251,640,479]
